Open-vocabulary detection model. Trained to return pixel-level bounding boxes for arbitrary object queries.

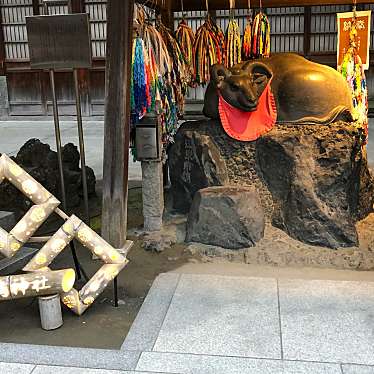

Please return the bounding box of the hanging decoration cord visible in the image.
[251,2,270,58]
[130,3,190,157]
[176,4,196,85]
[193,0,225,85]
[225,0,241,67]
[229,0,235,18]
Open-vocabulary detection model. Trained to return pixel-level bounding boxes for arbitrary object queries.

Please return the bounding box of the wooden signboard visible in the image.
[337,10,371,70]
[26,14,92,69]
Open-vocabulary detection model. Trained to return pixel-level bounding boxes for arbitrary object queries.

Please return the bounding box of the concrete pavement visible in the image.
[1,272,374,373]
[0,120,142,181]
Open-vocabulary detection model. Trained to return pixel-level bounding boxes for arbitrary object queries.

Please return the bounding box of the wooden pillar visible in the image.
[160,0,174,30]
[0,3,6,76]
[0,4,8,116]
[303,6,311,59]
[101,0,134,248]
[70,0,84,13]
[70,0,90,115]
[32,0,40,15]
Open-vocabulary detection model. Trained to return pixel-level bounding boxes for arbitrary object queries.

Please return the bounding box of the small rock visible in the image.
[186,186,265,249]
[142,231,172,253]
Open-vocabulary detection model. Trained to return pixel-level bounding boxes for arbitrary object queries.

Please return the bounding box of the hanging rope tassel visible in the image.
[176,18,196,84]
[158,20,191,117]
[242,16,253,60]
[193,14,224,85]
[252,11,270,58]
[225,0,242,68]
[242,0,253,60]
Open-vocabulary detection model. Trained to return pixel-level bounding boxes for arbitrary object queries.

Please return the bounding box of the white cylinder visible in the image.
[38,294,63,330]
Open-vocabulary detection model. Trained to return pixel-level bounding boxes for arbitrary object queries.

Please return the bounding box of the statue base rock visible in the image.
[169,120,373,249]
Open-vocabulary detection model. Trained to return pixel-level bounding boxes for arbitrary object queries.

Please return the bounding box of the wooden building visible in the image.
[0,0,373,117]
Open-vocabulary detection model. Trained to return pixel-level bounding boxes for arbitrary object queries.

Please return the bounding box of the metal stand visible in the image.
[113,277,118,307]
[73,69,90,224]
[49,69,84,281]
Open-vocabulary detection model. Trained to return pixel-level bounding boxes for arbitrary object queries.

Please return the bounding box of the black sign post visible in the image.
[26,7,92,281]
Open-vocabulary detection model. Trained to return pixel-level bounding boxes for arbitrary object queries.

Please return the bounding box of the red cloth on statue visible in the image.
[218,83,277,141]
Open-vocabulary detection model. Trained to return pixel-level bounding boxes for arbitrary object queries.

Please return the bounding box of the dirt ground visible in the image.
[0,183,196,349]
[2,182,374,349]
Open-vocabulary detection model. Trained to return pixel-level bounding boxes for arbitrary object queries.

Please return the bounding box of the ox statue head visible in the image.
[211,61,273,112]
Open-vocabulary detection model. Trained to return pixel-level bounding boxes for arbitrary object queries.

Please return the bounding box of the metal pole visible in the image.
[41,0,89,282]
[113,277,118,307]
[49,70,67,209]
[49,69,83,281]
[73,69,90,224]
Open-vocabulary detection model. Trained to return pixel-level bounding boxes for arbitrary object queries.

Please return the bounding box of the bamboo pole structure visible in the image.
[0,154,60,258]
[0,269,75,300]
[0,153,132,315]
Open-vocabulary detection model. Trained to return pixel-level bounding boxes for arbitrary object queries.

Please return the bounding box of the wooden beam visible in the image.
[101,0,134,248]
[0,5,6,75]
[303,6,311,58]
[174,0,371,11]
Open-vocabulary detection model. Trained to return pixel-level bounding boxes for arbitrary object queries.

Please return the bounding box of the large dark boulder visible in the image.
[186,186,265,249]
[256,125,371,248]
[169,120,373,248]
[0,139,96,212]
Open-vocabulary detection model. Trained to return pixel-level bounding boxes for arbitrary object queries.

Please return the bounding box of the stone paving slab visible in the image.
[32,367,171,374]
[0,362,175,374]
[0,343,140,371]
[279,279,374,365]
[152,274,281,359]
[136,352,342,374]
[0,362,35,374]
[121,273,181,351]
[342,365,374,373]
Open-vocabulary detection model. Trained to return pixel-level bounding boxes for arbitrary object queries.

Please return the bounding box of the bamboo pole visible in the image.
[0,269,75,301]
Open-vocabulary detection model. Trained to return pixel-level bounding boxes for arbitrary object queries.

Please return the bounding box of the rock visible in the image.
[186,186,265,249]
[0,139,96,212]
[256,124,372,248]
[169,126,229,214]
[169,120,373,249]
[142,231,173,253]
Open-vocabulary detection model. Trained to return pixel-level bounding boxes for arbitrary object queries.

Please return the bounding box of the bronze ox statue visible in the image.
[203,53,354,125]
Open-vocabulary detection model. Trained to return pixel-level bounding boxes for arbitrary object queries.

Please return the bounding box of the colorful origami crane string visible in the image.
[130,4,190,148]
